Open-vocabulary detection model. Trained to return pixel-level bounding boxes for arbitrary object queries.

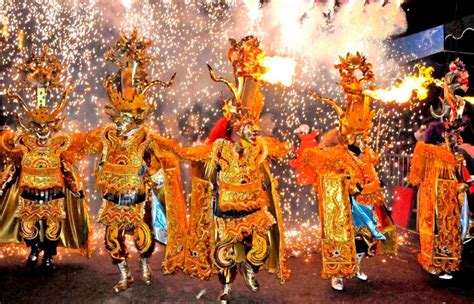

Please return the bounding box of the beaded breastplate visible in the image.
[95,126,150,194]
[18,134,70,190]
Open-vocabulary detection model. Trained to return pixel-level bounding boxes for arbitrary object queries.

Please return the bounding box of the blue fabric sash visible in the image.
[151,190,168,244]
[351,196,386,241]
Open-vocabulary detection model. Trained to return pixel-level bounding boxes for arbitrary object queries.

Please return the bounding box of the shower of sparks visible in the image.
[0,0,432,259]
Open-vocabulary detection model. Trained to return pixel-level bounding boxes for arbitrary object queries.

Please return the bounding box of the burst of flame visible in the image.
[260,56,296,86]
[363,65,436,104]
[465,96,474,105]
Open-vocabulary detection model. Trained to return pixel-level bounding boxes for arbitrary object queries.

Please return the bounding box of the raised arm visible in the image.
[150,133,213,162]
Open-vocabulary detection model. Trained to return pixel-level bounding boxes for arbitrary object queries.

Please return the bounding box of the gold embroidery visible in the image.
[95,126,149,194]
[215,209,275,242]
[318,173,358,279]
[410,142,463,274]
[212,139,269,212]
[15,197,65,222]
[183,177,214,279]
[97,200,145,228]
[18,134,70,190]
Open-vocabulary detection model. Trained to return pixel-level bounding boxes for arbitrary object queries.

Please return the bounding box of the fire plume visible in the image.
[260,56,296,86]
[363,65,436,104]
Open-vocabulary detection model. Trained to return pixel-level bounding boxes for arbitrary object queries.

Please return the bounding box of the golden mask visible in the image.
[6,47,74,144]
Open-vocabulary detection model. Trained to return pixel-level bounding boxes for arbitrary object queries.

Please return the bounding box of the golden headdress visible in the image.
[311,52,376,139]
[6,47,74,127]
[103,30,176,120]
[207,35,266,127]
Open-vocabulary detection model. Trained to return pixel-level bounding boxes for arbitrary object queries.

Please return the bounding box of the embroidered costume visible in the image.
[302,53,397,291]
[84,30,187,292]
[409,140,466,276]
[409,59,472,280]
[174,36,290,303]
[0,49,91,272]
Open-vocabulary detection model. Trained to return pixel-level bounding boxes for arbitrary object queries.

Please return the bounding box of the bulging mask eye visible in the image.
[123,115,132,123]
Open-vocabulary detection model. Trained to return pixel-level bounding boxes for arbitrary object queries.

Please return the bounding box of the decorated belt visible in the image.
[21,188,65,202]
[19,174,65,189]
[214,204,261,219]
[22,166,61,176]
[219,181,262,193]
[102,163,142,175]
[103,192,146,206]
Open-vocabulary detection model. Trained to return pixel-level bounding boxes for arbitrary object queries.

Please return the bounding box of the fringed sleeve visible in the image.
[260,136,292,160]
[0,131,17,154]
[302,146,347,174]
[84,127,104,156]
[61,132,86,164]
[151,133,212,162]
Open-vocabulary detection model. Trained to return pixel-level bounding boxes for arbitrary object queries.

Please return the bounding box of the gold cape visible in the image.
[179,137,291,281]
[155,149,189,273]
[409,141,463,274]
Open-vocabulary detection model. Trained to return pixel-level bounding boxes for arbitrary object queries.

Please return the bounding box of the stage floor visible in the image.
[1,238,474,303]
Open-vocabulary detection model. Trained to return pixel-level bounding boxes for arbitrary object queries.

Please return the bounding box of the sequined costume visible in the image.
[0,49,91,272]
[408,59,471,278]
[302,53,397,290]
[83,30,187,292]
[174,36,290,302]
[409,141,465,275]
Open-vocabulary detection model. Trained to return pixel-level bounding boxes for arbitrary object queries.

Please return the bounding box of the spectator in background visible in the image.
[460,102,474,158]
[290,124,319,186]
[458,125,474,220]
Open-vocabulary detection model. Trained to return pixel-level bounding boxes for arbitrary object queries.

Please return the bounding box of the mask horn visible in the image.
[308,91,344,118]
[51,83,75,119]
[430,104,450,120]
[207,64,240,102]
[142,72,177,95]
[140,98,155,121]
[14,113,32,133]
[104,104,120,119]
[7,89,33,118]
